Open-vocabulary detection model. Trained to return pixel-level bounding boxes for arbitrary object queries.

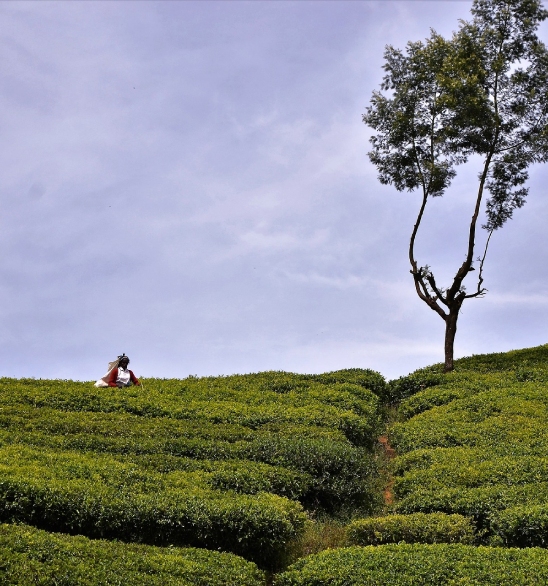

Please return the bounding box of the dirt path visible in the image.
[378,435,395,506]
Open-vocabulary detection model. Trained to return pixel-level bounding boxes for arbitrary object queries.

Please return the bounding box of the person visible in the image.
[107,354,140,387]
[94,354,140,388]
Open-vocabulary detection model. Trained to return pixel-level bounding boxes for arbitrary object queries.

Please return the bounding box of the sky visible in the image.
[1,0,547,382]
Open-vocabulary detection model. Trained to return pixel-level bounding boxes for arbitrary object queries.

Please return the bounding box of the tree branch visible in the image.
[464,228,494,299]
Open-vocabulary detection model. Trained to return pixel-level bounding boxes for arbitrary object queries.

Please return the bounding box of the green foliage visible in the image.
[387,372,445,404]
[389,343,548,547]
[393,452,548,496]
[0,374,382,446]
[0,523,265,586]
[275,543,548,585]
[309,369,388,402]
[449,345,548,373]
[491,504,548,548]
[395,483,548,532]
[346,513,476,546]
[0,371,384,514]
[390,386,548,454]
[0,444,306,567]
[0,368,386,570]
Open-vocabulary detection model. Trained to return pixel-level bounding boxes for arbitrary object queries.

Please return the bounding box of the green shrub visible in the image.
[393,453,548,497]
[389,347,548,546]
[398,378,488,419]
[0,373,379,444]
[394,483,548,531]
[0,379,381,513]
[308,369,387,400]
[450,344,548,373]
[0,444,306,568]
[491,504,548,548]
[0,375,382,447]
[0,428,379,514]
[389,388,548,455]
[0,370,385,568]
[386,371,445,404]
[240,437,381,513]
[274,543,548,585]
[346,513,475,546]
[0,523,265,585]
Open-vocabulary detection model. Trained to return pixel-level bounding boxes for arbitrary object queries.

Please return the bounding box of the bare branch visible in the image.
[464,228,494,299]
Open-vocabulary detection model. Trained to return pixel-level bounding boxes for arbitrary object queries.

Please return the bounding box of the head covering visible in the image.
[106,354,129,371]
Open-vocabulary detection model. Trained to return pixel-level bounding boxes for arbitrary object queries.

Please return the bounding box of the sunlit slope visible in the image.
[388,343,548,546]
[0,369,384,569]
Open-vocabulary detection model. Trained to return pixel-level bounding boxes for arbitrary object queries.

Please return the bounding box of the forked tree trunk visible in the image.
[443,308,459,373]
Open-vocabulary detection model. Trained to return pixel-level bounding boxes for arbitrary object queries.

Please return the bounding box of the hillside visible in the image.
[2,348,548,584]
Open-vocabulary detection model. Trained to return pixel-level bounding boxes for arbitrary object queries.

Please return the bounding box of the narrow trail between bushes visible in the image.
[379,435,396,506]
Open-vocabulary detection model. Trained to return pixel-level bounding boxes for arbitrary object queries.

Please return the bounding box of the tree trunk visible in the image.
[444,308,459,373]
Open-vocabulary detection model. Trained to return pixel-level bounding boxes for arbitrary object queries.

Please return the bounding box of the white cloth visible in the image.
[94,358,121,388]
[116,367,131,386]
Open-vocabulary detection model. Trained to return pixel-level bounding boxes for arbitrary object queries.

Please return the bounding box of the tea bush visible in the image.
[0,371,384,513]
[0,368,386,569]
[0,523,265,586]
[388,344,548,546]
[490,504,548,547]
[274,543,548,585]
[394,483,548,531]
[0,444,306,567]
[346,513,475,546]
[0,428,378,512]
[0,373,383,447]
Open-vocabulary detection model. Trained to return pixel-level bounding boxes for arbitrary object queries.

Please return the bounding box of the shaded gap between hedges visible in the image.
[378,435,395,506]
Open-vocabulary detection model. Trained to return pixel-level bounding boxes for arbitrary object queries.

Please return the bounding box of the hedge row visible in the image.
[394,483,548,531]
[0,371,384,513]
[390,387,548,455]
[388,346,548,547]
[0,523,265,586]
[391,445,548,474]
[0,427,379,512]
[346,513,476,546]
[0,444,306,567]
[393,452,548,496]
[491,504,548,547]
[386,343,548,406]
[274,543,548,585]
[0,377,382,447]
[0,370,386,568]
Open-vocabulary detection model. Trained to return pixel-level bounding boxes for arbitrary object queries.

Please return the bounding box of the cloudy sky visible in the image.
[1,0,547,382]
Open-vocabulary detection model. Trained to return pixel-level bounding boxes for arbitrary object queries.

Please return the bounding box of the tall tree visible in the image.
[364,0,548,371]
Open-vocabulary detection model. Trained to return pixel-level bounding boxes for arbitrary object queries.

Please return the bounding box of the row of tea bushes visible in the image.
[390,386,548,454]
[274,543,548,585]
[0,408,380,512]
[0,523,265,586]
[0,371,384,447]
[393,450,548,496]
[0,443,306,567]
[346,513,476,546]
[387,344,548,546]
[0,369,386,568]
[0,371,384,513]
[388,344,548,405]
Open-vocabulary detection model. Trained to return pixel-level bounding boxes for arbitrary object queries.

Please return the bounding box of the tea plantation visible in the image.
[4,350,548,584]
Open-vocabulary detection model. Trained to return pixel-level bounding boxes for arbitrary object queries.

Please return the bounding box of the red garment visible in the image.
[107,368,140,387]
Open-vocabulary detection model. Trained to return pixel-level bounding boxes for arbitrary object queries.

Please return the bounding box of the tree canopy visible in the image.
[364,0,548,371]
